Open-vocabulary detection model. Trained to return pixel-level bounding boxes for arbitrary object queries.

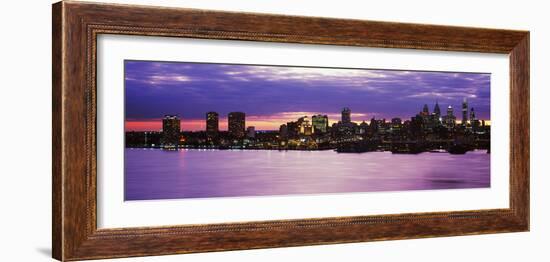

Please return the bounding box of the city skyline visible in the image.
[125,60,491,131]
[124,60,491,200]
[127,102,490,132]
[127,101,490,154]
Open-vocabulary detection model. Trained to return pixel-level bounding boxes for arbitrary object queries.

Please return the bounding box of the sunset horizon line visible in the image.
[125,114,492,132]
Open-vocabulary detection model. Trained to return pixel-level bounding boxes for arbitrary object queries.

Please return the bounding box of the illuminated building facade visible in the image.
[162,115,180,148]
[312,114,329,133]
[206,111,219,138]
[228,112,246,138]
[462,98,469,125]
[443,105,456,128]
[297,116,314,135]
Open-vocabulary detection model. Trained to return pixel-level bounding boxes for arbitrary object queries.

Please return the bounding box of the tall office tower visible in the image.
[312,114,329,133]
[462,98,469,124]
[470,107,480,129]
[206,112,219,138]
[228,112,246,138]
[447,105,454,117]
[298,116,313,135]
[341,107,351,124]
[422,104,429,116]
[433,101,441,119]
[444,105,456,127]
[162,115,180,148]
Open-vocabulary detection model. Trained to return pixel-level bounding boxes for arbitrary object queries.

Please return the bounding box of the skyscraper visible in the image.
[443,105,456,127]
[341,107,351,124]
[298,116,313,135]
[162,115,180,148]
[462,98,468,125]
[312,114,329,133]
[433,101,441,119]
[422,104,429,116]
[228,112,245,138]
[206,112,219,138]
[470,107,480,129]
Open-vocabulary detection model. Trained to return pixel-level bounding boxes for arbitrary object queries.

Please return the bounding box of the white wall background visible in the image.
[0,0,547,261]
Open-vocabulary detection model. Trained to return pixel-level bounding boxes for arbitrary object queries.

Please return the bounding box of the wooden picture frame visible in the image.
[52,1,529,261]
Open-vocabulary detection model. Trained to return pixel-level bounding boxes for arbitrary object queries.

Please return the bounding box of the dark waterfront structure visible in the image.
[125,131,162,148]
[228,112,246,139]
[206,112,219,138]
[126,100,490,154]
[162,115,180,149]
[286,121,300,139]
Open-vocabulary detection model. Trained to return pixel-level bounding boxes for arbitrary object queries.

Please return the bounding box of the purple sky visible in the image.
[125,60,490,131]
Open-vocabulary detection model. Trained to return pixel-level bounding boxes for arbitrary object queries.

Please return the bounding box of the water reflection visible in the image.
[124,149,490,200]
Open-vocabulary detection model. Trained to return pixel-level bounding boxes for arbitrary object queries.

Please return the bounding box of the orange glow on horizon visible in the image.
[125,117,491,132]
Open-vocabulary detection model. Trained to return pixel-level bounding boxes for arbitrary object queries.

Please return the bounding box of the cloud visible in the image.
[124,61,491,124]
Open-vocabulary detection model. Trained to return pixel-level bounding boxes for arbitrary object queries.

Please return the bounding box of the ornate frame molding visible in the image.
[53,1,529,261]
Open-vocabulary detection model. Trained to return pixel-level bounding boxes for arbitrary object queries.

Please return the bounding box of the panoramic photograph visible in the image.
[124,60,491,201]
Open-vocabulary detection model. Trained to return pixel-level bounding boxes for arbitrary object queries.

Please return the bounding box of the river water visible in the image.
[124,148,490,200]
